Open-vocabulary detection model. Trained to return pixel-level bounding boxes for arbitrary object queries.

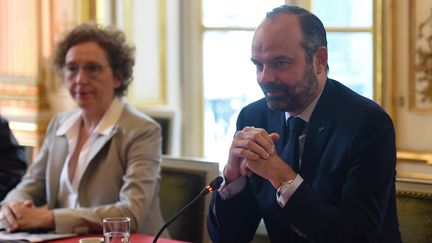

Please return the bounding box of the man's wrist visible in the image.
[219,176,246,200]
[273,170,297,189]
[223,166,241,185]
[277,178,295,193]
[276,174,304,207]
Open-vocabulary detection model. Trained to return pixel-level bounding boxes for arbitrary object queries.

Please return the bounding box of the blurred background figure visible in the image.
[0,116,27,200]
[0,23,166,236]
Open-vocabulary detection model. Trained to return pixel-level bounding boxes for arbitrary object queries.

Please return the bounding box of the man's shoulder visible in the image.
[325,79,387,114]
[241,98,269,112]
[237,98,284,129]
[323,79,393,126]
[0,116,7,125]
[239,98,276,121]
[0,116,9,130]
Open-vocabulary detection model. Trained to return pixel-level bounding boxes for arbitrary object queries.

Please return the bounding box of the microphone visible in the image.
[152,176,223,243]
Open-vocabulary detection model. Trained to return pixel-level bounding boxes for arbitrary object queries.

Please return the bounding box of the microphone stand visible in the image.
[152,176,223,243]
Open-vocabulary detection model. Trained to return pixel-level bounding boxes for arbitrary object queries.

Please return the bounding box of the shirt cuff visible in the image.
[218,176,246,200]
[276,174,303,207]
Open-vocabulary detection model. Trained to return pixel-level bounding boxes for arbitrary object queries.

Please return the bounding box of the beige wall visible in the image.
[392,0,432,179]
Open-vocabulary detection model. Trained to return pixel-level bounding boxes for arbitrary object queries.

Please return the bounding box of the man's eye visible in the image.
[274,61,286,67]
[255,64,263,72]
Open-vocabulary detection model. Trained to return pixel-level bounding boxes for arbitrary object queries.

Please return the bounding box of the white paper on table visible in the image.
[0,231,77,242]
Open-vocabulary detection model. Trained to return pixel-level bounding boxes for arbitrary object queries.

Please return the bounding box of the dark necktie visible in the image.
[284,117,306,172]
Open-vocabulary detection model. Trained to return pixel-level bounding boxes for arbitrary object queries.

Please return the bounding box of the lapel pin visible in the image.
[318,126,325,132]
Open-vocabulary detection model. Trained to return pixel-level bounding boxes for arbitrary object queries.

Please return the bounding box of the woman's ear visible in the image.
[314,46,328,75]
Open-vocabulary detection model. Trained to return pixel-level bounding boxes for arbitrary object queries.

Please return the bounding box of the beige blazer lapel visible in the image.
[47,134,68,209]
[86,126,117,166]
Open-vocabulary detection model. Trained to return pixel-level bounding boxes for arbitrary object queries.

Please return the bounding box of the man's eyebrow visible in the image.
[251,55,293,64]
[272,55,292,61]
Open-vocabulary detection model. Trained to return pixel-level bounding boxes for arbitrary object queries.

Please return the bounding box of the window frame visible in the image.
[182,0,383,160]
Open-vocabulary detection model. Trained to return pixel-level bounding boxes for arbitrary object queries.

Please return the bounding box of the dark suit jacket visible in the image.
[0,117,27,200]
[208,79,401,243]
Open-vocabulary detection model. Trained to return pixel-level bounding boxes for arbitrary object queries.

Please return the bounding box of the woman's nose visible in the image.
[73,70,90,84]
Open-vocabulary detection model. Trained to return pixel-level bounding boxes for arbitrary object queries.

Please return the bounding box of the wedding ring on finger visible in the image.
[0,211,4,220]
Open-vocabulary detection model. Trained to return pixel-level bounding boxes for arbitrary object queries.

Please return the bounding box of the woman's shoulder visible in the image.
[47,109,80,127]
[118,104,161,131]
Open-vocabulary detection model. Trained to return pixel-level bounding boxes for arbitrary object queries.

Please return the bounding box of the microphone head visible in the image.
[209,176,224,191]
[201,176,224,195]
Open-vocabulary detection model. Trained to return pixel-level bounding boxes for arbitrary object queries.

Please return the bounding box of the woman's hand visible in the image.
[0,200,55,232]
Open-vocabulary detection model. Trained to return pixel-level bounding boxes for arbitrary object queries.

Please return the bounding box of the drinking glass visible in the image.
[103,217,130,243]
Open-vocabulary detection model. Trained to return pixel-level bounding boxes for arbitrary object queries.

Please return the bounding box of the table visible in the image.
[47,234,189,243]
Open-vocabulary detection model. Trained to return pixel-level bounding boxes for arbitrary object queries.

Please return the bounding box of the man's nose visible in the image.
[259,66,276,83]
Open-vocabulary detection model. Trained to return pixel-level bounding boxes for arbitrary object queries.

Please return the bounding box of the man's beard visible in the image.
[260,65,319,112]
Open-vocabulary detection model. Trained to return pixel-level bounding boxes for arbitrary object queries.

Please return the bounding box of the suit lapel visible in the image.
[299,80,336,183]
[300,120,331,182]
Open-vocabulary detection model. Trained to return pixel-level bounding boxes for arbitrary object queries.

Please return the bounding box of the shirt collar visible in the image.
[56,97,125,136]
[285,90,323,123]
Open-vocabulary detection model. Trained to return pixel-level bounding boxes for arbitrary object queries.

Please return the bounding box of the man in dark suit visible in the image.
[207,5,401,243]
[0,116,27,200]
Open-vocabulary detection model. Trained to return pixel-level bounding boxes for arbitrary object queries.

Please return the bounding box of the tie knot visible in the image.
[288,117,305,136]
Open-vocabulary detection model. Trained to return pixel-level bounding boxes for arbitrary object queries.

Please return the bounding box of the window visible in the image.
[312,0,374,98]
[202,0,284,166]
[201,1,377,168]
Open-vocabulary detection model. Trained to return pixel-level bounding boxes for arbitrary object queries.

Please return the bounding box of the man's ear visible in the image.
[314,46,328,75]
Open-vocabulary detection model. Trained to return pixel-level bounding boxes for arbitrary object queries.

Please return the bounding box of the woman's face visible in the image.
[63,41,121,114]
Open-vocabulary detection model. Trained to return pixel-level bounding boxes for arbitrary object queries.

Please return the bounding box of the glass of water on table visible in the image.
[103,217,130,243]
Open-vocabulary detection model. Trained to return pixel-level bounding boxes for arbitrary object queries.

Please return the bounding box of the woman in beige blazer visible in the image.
[0,23,165,235]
